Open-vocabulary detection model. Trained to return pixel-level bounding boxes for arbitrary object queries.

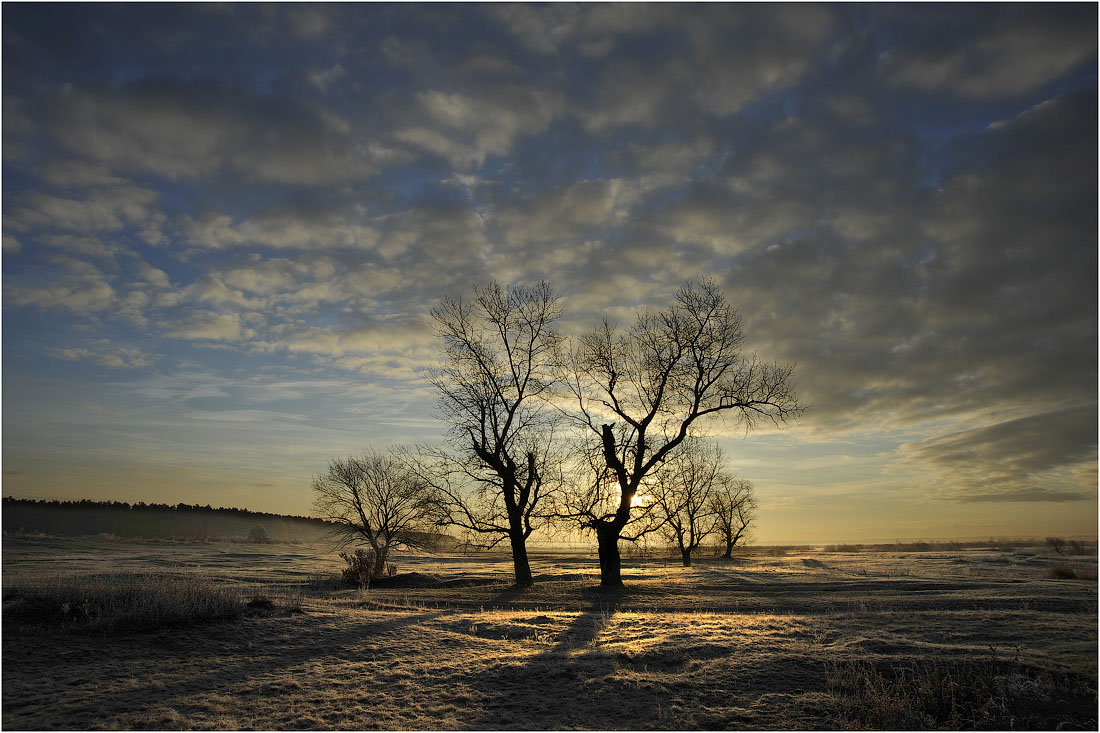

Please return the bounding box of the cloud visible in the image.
[692,91,1097,444]
[5,257,116,313]
[880,5,1096,98]
[564,5,833,129]
[165,311,249,342]
[487,179,636,249]
[30,80,384,185]
[898,406,1096,502]
[307,63,346,92]
[7,184,161,235]
[177,206,380,251]
[2,5,1095,528]
[48,340,162,369]
[394,86,565,169]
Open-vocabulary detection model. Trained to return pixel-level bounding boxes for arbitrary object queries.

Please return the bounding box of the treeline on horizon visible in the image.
[2,496,333,542]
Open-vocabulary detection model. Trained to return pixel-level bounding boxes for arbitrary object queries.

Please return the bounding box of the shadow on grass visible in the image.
[464,584,638,729]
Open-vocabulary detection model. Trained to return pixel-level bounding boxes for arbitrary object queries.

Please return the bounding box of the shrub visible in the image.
[1046,536,1067,555]
[247,525,270,544]
[340,548,377,586]
[1046,563,1079,579]
[3,574,245,634]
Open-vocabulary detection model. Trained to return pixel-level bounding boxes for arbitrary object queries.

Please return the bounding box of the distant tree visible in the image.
[711,475,757,558]
[247,524,270,544]
[311,448,438,580]
[652,438,727,567]
[561,279,802,586]
[1046,536,1067,555]
[424,281,564,588]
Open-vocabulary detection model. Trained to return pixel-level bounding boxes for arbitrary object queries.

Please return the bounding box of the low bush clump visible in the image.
[1046,563,1079,580]
[247,524,270,544]
[339,548,398,586]
[340,548,377,586]
[3,574,246,634]
[825,654,1097,730]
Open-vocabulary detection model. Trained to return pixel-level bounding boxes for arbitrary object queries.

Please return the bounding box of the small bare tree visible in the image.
[652,438,725,567]
[711,475,756,558]
[426,281,563,587]
[562,279,802,586]
[311,448,438,580]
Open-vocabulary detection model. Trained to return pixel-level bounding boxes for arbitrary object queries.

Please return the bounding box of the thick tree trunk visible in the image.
[597,527,623,586]
[510,532,534,587]
[681,549,692,567]
[371,548,387,580]
[723,540,733,559]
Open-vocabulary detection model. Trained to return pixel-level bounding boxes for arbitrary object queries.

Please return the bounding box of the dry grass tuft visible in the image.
[825,654,1097,730]
[2,574,246,634]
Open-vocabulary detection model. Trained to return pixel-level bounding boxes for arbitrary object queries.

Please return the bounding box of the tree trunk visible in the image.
[597,526,623,586]
[723,540,733,559]
[510,532,534,587]
[681,549,692,567]
[371,547,387,580]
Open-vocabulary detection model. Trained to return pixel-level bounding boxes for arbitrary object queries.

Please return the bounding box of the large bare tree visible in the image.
[562,279,802,586]
[311,448,439,580]
[426,281,563,587]
[652,438,726,567]
[711,475,756,558]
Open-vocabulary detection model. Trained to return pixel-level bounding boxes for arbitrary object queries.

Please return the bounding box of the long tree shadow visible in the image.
[464,584,654,730]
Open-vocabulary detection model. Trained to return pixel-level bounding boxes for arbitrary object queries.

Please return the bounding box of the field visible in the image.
[3,535,1097,730]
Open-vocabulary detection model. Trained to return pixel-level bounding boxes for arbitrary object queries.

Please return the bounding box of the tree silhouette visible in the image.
[652,438,727,567]
[710,475,756,558]
[562,279,802,586]
[311,448,438,580]
[423,281,564,587]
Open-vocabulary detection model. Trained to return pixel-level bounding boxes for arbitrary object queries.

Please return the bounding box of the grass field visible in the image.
[3,535,1097,730]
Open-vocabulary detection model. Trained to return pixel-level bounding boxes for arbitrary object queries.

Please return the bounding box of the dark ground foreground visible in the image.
[2,535,1097,730]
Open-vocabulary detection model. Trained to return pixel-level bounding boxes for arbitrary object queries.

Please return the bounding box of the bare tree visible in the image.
[711,475,756,558]
[652,438,726,567]
[311,448,438,580]
[562,279,802,586]
[555,432,666,564]
[426,281,563,587]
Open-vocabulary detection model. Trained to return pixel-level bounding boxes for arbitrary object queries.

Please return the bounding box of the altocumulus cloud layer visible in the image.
[2,4,1096,538]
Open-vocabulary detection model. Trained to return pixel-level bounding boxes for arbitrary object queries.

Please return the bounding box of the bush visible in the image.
[339,548,398,585]
[340,548,377,586]
[247,525,270,544]
[3,574,245,634]
[1046,536,1067,555]
[1046,563,1079,579]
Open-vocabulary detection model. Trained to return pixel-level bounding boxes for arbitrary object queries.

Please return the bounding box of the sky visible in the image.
[2,3,1097,544]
